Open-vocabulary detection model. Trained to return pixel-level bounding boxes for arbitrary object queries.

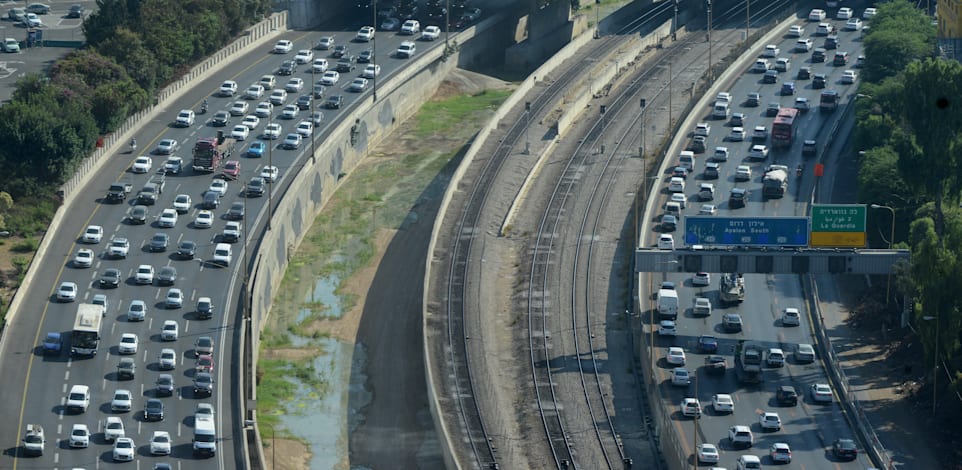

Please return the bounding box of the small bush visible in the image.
[11,238,37,253]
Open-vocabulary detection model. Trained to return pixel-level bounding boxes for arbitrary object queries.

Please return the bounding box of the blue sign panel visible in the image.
[684,216,810,247]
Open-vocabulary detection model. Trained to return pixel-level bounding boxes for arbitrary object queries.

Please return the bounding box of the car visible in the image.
[194,372,215,396]
[222,221,242,243]
[217,80,238,97]
[150,431,172,455]
[73,248,94,268]
[345,77,368,93]
[357,48,374,63]
[698,204,717,215]
[325,95,344,109]
[712,393,734,413]
[320,70,340,86]
[158,348,177,370]
[396,41,416,58]
[161,320,179,341]
[681,397,702,418]
[230,124,250,141]
[21,12,42,27]
[264,123,283,139]
[164,156,184,174]
[837,7,853,19]
[808,8,826,21]
[296,94,312,110]
[134,265,155,286]
[66,384,90,413]
[456,7,483,26]
[248,141,267,157]
[833,438,858,460]
[776,385,799,406]
[703,162,721,181]
[781,307,801,326]
[762,44,779,57]
[294,49,314,64]
[811,74,827,90]
[735,165,752,181]
[2,37,20,53]
[856,54,865,68]
[750,59,770,73]
[227,101,248,117]
[95,268,121,289]
[295,121,314,137]
[670,367,690,386]
[26,3,50,14]
[332,43,350,58]
[144,398,164,421]
[42,331,63,354]
[661,214,677,232]
[316,35,334,50]
[750,145,769,160]
[841,69,857,84]
[780,81,795,95]
[422,25,441,40]
[811,383,833,403]
[195,210,214,228]
[705,355,729,373]
[729,425,754,449]
[767,348,785,367]
[729,113,745,127]
[796,343,816,363]
[149,232,169,252]
[400,19,420,35]
[356,26,375,42]
[658,320,677,336]
[196,354,215,374]
[113,437,135,461]
[774,57,790,72]
[693,122,710,137]
[696,443,718,463]
[165,288,183,308]
[209,178,228,197]
[666,346,686,365]
[156,373,175,396]
[657,233,674,250]
[255,101,274,117]
[111,389,133,412]
[283,133,303,149]
[69,424,90,448]
[691,271,711,286]
[763,69,778,84]
[269,88,288,105]
[127,300,147,321]
[281,104,299,119]
[759,411,782,431]
[722,313,743,332]
[219,161,241,182]
[668,176,685,193]
[56,281,78,302]
[273,39,293,54]
[260,166,280,182]
[80,225,104,244]
[764,102,780,117]
[240,115,260,130]
[671,166,688,179]
[259,74,277,89]
[67,4,84,17]
[310,111,324,127]
[158,208,177,228]
[846,18,862,31]
[118,333,139,354]
[154,138,178,155]
[380,17,401,31]
[285,77,305,93]
[863,7,877,19]
[7,8,25,22]
[796,66,812,81]
[729,187,749,208]
[770,442,792,463]
[104,416,125,441]
[728,127,746,141]
[177,240,196,259]
[245,84,265,99]
[788,24,804,37]
[744,92,760,108]
[195,335,215,356]
[361,64,381,79]
[693,333,717,353]
[312,58,329,74]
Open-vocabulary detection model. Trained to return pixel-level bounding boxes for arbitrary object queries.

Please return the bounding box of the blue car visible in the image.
[247,141,266,158]
[42,332,62,355]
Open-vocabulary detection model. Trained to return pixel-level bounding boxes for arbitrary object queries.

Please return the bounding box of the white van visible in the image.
[712,101,730,119]
[657,289,679,319]
[678,150,695,170]
[193,416,217,457]
[665,201,681,218]
[213,243,232,266]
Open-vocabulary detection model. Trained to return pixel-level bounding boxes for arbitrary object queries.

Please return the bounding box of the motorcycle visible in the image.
[796,165,803,178]
[200,103,208,114]
[130,138,137,152]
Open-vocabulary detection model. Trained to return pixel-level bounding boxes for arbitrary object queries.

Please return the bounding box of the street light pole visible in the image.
[746,0,750,38]
[372,0,377,102]
[707,0,713,81]
[870,204,895,306]
[923,315,940,417]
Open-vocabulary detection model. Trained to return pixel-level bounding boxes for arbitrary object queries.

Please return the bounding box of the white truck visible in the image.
[71,304,103,356]
[657,288,679,320]
[22,424,45,456]
[193,415,217,457]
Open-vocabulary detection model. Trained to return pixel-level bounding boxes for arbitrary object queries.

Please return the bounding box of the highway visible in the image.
[646,9,874,469]
[0,20,450,469]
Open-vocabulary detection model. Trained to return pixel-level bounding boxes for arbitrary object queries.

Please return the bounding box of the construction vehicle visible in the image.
[762,165,789,199]
[71,304,103,356]
[22,424,45,456]
[192,132,236,172]
[719,273,745,306]
[735,340,764,384]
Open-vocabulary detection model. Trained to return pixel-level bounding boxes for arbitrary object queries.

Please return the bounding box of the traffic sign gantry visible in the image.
[810,204,866,247]
[684,216,809,247]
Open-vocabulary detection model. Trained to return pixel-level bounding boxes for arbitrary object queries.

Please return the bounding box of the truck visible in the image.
[71,304,103,357]
[192,132,236,172]
[22,424,45,456]
[149,169,167,193]
[762,165,789,199]
[735,340,764,384]
[137,182,161,205]
[657,288,679,320]
[105,182,132,202]
[719,273,745,306]
[192,415,217,457]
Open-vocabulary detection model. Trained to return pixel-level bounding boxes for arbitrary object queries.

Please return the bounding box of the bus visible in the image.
[771,108,799,148]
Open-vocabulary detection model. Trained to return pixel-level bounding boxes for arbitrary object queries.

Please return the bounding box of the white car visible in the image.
[762,44,779,57]
[113,437,135,461]
[281,104,299,119]
[841,69,858,84]
[657,233,674,250]
[269,89,288,105]
[693,297,712,316]
[285,77,304,92]
[669,192,687,209]
[712,393,734,413]
[759,411,782,431]
[150,431,172,455]
[111,389,133,412]
[155,138,179,156]
[260,165,279,182]
[219,80,238,96]
[246,84,265,99]
[3,37,20,53]
[166,288,184,309]
[658,320,677,336]
[273,39,293,53]
[698,204,717,215]
[231,124,250,141]
[348,78,369,92]
[782,307,801,326]
[671,367,690,386]
[751,59,770,73]
[400,19,420,34]
[175,109,195,128]
[788,25,804,37]
[816,22,833,35]
[135,264,154,284]
[421,25,441,40]
[770,442,793,463]
[666,346,686,365]
[735,165,751,181]
[691,272,710,286]
[118,333,139,354]
[158,208,178,228]
[159,348,177,370]
[57,281,78,302]
[127,300,146,321]
[811,383,834,402]
[294,49,313,64]
[259,74,277,89]
[104,417,125,441]
[396,41,416,58]
[729,127,746,141]
[767,348,786,367]
[92,294,108,315]
[808,8,826,21]
[320,70,340,86]
[694,122,710,137]
[73,248,94,268]
[229,100,249,116]
[750,144,769,160]
[668,177,685,192]
[208,179,228,197]
[361,64,381,79]
[697,443,719,464]
[681,397,702,417]
[195,210,214,228]
[172,194,191,214]
[863,7,877,19]
[283,133,303,149]
[255,101,274,117]
[264,123,283,139]
[312,58,329,73]
[295,120,314,137]
[316,36,334,50]
[241,115,260,129]
[795,38,813,52]
[846,18,862,31]
[356,25,375,42]
[837,7,853,19]
[82,224,103,243]
[796,343,816,362]
[161,320,179,341]
[69,424,90,448]
[132,156,153,173]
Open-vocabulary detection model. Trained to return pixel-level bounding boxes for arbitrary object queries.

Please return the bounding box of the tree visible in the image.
[861,1,935,83]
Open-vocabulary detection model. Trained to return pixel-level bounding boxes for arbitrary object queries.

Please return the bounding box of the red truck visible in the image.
[192,132,236,172]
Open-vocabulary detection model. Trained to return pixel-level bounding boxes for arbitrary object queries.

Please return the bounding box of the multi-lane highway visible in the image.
[0,20,450,469]
[646,8,874,469]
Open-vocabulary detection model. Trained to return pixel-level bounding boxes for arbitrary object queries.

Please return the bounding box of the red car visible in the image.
[222,160,241,180]
[195,355,215,374]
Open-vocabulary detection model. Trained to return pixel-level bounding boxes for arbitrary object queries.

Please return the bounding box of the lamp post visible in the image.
[638,97,647,161]
[707,0,713,81]
[870,204,894,306]
[372,0,377,102]
[922,315,939,417]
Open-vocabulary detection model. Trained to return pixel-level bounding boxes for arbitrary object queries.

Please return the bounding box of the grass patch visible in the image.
[6,197,57,236]
[415,89,512,138]
[11,238,38,253]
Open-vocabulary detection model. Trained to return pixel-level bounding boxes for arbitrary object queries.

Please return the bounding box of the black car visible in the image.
[144,398,165,421]
[117,357,136,380]
[729,187,748,208]
[149,233,169,252]
[325,95,343,109]
[813,74,827,89]
[812,47,826,63]
[296,94,312,110]
[177,240,196,259]
[157,266,177,285]
[797,66,811,80]
[832,438,858,461]
[776,385,799,406]
[227,201,245,220]
[212,110,230,127]
[704,162,720,179]
[202,191,220,209]
[193,372,214,396]
[313,84,326,99]
[825,35,838,50]
[68,4,84,18]
[358,48,373,63]
[763,69,778,84]
[332,44,348,58]
[278,60,296,75]
[336,56,356,72]
[99,268,121,288]
[156,374,175,396]
[129,205,148,224]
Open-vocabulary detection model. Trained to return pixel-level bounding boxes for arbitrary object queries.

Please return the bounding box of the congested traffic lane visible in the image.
[1,22,450,469]
[647,9,872,469]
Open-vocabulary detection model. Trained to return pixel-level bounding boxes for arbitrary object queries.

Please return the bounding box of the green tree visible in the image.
[82,0,144,47]
[862,1,935,83]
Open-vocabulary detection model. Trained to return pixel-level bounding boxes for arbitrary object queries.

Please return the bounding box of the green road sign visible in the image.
[810,204,867,247]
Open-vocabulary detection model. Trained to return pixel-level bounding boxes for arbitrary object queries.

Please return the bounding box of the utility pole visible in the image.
[746,0,750,38]
[524,101,531,154]
[707,0,713,81]
[372,0,377,101]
